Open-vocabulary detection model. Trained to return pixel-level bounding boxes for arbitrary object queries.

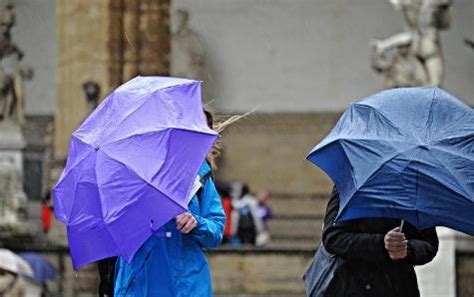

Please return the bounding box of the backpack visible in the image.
[238,206,255,230]
[237,205,256,244]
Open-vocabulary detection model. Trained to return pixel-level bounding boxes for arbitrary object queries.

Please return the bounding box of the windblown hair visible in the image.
[204,108,253,171]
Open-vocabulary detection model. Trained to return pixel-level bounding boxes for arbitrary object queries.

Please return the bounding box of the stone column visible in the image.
[108,0,125,90]
[122,0,140,81]
[55,0,112,159]
[138,0,171,76]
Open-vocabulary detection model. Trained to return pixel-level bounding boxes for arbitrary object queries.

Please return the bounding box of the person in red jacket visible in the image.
[41,190,53,234]
[216,182,233,243]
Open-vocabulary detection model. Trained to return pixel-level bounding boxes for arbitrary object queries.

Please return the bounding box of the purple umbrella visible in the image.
[53,76,218,269]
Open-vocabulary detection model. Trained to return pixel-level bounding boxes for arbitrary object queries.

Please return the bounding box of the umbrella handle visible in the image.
[150,220,172,238]
[399,220,405,233]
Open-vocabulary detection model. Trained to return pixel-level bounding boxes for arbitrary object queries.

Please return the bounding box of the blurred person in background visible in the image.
[231,183,264,246]
[256,190,273,246]
[41,190,53,234]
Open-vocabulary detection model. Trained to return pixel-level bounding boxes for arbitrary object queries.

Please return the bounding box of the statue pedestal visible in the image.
[0,122,31,239]
[0,122,26,175]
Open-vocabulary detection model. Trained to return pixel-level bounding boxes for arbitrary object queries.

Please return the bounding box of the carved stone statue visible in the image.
[371,0,452,88]
[0,4,33,126]
[372,34,428,88]
[170,9,205,80]
[0,5,32,240]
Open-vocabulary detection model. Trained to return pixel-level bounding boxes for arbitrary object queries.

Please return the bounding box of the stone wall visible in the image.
[218,113,340,195]
[172,0,474,113]
[209,253,311,295]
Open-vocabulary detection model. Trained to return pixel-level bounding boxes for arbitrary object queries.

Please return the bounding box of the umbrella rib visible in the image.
[117,78,196,95]
[351,146,419,193]
[55,136,95,189]
[339,138,418,188]
[354,103,405,137]
[346,137,414,144]
[337,142,360,198]
[431,146,473,162]
[341,137,415,147]
[429,150,472,199]
[151,80,197,92]
[102,127,216,148]
[431,113,473,143]
[57,150,95,224]
[101,221,125,262]
[311,137,415,156]
[439,133,474,142]
[423,88,437,142]
[102,128,167,147]
[96,92,155,146]
[65,181,96,226]
[92,156,134,261]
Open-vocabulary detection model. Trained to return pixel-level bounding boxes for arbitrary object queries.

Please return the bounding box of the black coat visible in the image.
[322,189,439,297]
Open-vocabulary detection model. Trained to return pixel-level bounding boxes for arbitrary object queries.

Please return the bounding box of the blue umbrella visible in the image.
[307,87,474,235]
[19,253,56,283]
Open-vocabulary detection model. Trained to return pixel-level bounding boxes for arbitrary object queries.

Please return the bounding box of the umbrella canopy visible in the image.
[307,87,473,235]
[0,249,33,277]
[53,76,218,269]
[19,253,56,283]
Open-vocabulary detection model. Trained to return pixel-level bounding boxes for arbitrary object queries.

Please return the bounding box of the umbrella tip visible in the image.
[420,143,429,149]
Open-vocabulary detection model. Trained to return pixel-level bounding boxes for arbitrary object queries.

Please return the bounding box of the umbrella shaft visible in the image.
[153,231,172,238]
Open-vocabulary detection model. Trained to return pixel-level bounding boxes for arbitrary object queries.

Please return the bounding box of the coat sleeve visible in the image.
[406,228,438,265]
[189,177,226,250]
[322,189,389,265]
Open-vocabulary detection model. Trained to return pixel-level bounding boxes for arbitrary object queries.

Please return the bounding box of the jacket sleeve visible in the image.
[189,177,226,250]
[406,227,438,265]
[322,189,389,265]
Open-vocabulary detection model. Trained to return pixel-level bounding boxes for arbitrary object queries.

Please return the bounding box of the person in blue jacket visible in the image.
[114,111,226,297]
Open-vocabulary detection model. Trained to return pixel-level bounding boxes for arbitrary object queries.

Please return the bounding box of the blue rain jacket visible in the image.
[114,162,226,297]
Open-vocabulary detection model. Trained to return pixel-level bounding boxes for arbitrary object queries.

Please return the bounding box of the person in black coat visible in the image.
[322,188,439,297]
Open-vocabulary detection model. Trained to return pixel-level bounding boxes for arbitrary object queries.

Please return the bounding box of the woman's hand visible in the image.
[384,227,408,260]
[176,212,198,234]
